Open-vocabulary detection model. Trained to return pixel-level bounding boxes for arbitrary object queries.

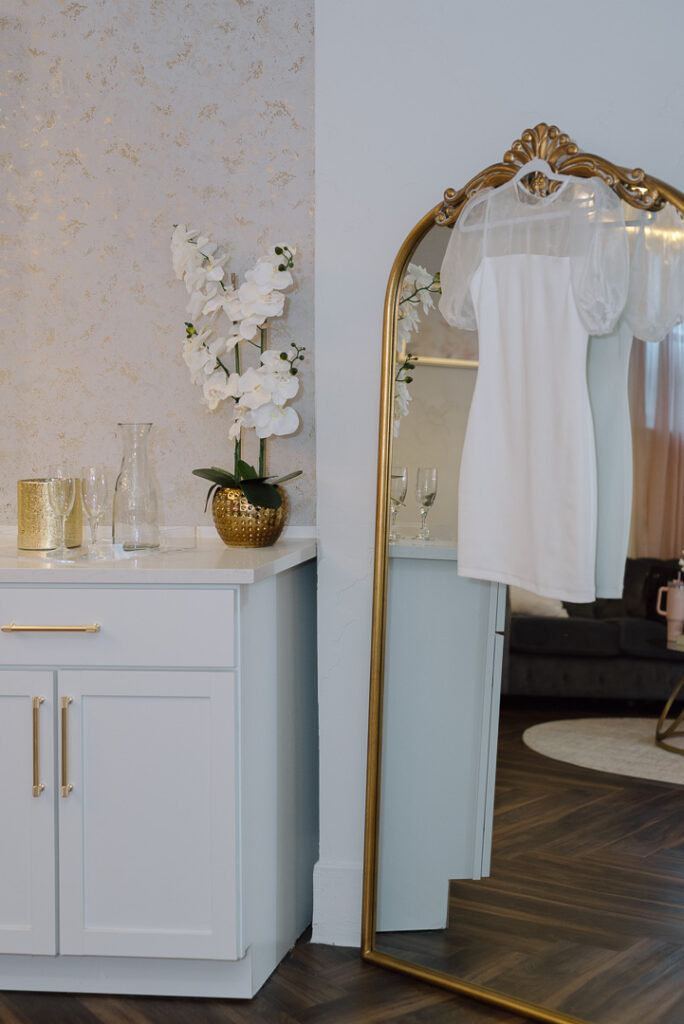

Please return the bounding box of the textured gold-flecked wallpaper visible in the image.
[0,0,314,526]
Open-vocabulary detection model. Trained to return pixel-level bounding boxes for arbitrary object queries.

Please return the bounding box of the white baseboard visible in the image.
[311,859,363,947]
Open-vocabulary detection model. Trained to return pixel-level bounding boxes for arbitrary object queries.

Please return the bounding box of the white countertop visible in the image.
[389,530,457,561]
[0,531,317,585]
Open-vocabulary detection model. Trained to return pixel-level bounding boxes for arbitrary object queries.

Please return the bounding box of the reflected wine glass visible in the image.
[415,467,438,541]
[80,465,109,556]
[46,466,76,558]
[389,466,408,541]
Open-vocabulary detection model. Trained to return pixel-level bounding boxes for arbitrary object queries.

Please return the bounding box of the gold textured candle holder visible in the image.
[17,479,82,550]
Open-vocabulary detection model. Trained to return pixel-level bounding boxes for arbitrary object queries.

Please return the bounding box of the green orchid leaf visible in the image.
[237,459,259,481]
[192,467,238,488]
[268,470,303,486]
[203,483,221,514]
[240,480,283,509]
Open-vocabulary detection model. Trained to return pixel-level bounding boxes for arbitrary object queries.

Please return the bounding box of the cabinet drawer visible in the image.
[0,588,235,667]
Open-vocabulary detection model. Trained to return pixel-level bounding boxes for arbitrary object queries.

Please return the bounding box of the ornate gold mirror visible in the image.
[363,124,684,1024]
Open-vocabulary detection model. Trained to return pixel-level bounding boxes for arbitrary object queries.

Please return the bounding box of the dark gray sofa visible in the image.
[503,558,684,701]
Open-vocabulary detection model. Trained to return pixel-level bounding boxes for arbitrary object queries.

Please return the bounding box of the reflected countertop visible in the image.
[0,528,317,585]
[389,528,457,561]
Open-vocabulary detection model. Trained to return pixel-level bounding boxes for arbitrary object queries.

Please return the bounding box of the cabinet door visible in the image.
[58,670,241,960]
[0,671,56,954]
[378,567,500,931]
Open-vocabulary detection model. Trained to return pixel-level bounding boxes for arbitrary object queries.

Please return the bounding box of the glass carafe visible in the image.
[112,423,160,550]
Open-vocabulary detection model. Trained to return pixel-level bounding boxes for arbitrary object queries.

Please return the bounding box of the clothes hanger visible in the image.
[456,157,581,232]
[508,156,567,188]
[459,158,656,232]
[461,158,568,217]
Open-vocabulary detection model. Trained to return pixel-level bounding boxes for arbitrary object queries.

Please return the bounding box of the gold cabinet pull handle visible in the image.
[32,696,45,797]
[2,623,100,633]
[60,696,73,797]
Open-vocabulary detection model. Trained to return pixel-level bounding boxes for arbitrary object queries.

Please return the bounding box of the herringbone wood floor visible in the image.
[378,703,684,1024]
[0,941,526,1024]
[3,703,681,1024]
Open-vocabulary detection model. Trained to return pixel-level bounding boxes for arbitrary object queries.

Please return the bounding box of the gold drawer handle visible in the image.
[60,696,73,797]
[32,696,45,797]
[2,623,100,633]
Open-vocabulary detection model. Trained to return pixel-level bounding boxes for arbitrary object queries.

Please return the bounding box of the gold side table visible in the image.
[655,673,684,754]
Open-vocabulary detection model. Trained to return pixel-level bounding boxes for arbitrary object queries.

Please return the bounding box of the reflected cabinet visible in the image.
[363,123,684,1024]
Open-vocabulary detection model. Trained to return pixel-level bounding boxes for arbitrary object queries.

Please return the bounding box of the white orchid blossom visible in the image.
[183,341,214,385]
[251,401,299,439]
[393,263,439,430]
[173,228,303,482]
[230,282,286,340]
[228,404,253,440]
[183,242,227,291]
[182,328,236,385]
[171,226,204,279]
[202,290,239,321]
[393,379,412,437]
[234,365,272,410]
[202,368,241,411]
[247,256,293,294]
[182,327,216,382]
[259,350,300,405]
[186,285,214,322]
[397,262,441,346]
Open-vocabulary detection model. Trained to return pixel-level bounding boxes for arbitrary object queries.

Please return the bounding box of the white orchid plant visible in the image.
[393,263,441,437]
[171,226,305,509]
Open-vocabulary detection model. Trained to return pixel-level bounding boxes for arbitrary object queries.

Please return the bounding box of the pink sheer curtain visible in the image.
[629,327,684,558]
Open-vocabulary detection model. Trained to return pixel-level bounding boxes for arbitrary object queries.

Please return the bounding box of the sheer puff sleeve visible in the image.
[624,202,684,342]
[569,177,630,336]
[437,189,490,332]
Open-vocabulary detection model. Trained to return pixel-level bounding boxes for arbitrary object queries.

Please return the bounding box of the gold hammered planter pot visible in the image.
[212,486,289,548]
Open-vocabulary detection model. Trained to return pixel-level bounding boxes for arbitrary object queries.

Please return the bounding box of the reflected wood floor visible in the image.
[379,703,684,1024]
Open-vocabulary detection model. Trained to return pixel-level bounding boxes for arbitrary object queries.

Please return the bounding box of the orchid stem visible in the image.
[234,339,242,478]
[259,325,266,477]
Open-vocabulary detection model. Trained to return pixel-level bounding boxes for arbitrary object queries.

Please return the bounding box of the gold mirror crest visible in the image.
[437,122,669,227]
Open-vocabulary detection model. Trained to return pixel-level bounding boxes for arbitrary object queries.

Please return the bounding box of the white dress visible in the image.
[439,176,629,602]
[587,322,634,598]
[589,201,684,597]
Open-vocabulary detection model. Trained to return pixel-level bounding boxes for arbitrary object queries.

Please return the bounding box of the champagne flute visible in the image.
[46,466,76,558]
[389,466,408,541]
[80,465,109,556]
[415,467,438,541]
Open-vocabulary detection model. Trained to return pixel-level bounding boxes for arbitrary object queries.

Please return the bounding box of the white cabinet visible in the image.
[0,587,235,666]
[377,541,504,933]
[0,672,55,955]
[0,539,317,998]
[58,671,239,961]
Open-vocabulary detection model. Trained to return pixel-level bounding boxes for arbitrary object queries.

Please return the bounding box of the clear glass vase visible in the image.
[112,423,160,550]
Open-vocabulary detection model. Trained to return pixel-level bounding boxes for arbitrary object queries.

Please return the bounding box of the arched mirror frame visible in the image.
[362,122,684,1024]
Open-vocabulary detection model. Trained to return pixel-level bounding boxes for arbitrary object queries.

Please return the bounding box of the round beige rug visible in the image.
[522,718,684,786]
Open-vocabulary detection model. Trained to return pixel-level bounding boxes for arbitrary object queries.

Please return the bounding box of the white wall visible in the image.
[314,0,684,945]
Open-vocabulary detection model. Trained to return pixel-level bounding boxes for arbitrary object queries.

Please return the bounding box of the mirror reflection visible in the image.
[373,177,684,1024]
